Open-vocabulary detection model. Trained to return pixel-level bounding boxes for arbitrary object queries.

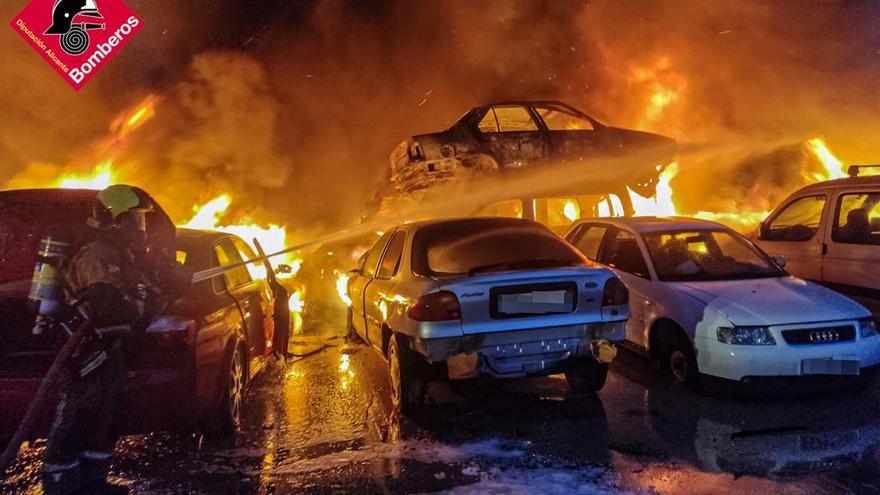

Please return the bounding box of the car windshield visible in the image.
[412,219,586,277]
[643,229,783,282]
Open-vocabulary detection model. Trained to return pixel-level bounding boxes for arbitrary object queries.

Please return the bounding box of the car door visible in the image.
[474,105,547,166]
[824,188,880,293]
[231,237,275,357]
[349,232,393,343]
[364,231,407,349]
[213,237,266,373]
[755,194,829,281]
[596,228,654,348]
[532,103,602,161]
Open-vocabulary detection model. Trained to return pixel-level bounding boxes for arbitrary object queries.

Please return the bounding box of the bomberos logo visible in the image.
[9,0,143,91]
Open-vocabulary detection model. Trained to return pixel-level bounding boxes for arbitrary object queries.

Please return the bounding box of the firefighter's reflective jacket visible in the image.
[65,240,144,329]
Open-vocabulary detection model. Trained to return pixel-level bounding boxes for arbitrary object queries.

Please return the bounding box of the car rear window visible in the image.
[411,219,586,277]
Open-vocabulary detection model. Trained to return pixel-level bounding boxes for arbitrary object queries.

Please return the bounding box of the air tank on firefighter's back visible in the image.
[28,224,74,335]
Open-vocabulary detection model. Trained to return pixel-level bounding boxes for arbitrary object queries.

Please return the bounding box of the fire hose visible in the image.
[0,319,93,474]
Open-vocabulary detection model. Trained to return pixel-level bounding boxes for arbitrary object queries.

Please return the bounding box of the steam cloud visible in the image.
[2,0,879,230]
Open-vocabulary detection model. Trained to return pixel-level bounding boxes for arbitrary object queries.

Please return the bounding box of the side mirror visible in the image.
[275,264,293,274]
[772,255,786,268]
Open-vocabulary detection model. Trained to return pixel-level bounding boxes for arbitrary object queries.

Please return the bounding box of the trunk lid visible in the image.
[437,266,613,334]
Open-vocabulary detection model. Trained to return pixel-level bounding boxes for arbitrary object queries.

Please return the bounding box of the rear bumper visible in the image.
[412,321,625,379]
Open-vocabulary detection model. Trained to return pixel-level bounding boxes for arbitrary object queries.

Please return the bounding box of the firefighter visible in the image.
[40,185,183,495]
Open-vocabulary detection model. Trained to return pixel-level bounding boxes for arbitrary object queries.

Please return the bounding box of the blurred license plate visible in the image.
[497,290,573,315]
[801,358,860,375]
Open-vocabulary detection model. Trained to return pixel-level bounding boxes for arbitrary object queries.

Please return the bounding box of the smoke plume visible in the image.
[2,0,879,231]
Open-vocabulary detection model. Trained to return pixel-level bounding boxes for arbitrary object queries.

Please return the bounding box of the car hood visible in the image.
[672,277,870,326]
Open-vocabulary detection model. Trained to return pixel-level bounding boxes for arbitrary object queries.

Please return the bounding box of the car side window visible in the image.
[533,105,594,131]
[362,232,393,278]
[571,225,607,261]
[213,238,252,292]
[376,232,406,279]
[760,195,826,242]
[231,237,263,280]
[598,229,650,278]
[477,109,500,133]
[833,192,880,245]
[492,105,539,132]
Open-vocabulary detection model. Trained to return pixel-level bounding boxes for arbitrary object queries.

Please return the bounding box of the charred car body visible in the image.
[387,100,677,204]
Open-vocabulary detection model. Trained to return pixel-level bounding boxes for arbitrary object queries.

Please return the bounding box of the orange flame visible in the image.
[179,195,301,280]
[56,160,117,190]
[336,271,352,307]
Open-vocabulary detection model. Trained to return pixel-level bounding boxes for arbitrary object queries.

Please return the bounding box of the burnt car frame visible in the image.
[388,100,677,200]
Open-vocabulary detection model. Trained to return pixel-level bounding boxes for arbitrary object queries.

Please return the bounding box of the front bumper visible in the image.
[696,328,880,382]
[411,321,625,379]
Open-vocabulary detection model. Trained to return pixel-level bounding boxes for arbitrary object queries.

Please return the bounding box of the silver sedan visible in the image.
[346,217,629,413]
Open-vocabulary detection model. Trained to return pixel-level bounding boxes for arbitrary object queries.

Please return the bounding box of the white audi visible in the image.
[563,216,880,386]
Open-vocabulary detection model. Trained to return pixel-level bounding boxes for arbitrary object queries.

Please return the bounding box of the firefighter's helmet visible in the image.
[88,184,153,232]
[45,0,102,35]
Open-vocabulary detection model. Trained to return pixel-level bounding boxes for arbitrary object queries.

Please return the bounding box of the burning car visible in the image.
[388,100,677,197]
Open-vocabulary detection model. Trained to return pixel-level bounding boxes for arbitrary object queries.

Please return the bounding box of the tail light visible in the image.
[602,278,629,306]
[408,291,461,321]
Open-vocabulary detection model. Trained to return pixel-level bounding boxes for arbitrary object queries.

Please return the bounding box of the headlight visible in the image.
[717,326,777,345]
[860,318,878,338]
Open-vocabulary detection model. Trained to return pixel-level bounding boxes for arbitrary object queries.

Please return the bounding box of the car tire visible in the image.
[388,335,424,415]
[663,329,699,386]
[565,356,609,393]
[208,345,245,436]
[463,154,500,173]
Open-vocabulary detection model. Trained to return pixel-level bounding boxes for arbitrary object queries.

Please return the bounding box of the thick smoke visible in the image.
[2,0,879,230]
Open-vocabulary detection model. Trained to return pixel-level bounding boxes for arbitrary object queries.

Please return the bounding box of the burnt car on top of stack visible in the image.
[0,189,287,447]
[386,100,677,203]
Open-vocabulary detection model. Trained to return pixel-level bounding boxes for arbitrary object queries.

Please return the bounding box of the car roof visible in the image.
[177,227,236,243]
[790,175,880,194]
[0,188,98,202]
[395,216,547,232]
[578,216,728,233]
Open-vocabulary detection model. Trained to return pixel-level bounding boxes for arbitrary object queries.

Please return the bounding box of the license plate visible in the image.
[801,358,860,375]
[497,289,574,315]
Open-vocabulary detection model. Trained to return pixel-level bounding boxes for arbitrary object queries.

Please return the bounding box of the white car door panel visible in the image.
[824,189,880,291]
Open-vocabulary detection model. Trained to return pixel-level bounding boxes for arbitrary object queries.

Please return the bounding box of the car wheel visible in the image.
[388,335,424,415]
[463,154,499,173]
[565,356,609,393]
[665,331,699,385]
[209,345,245,436]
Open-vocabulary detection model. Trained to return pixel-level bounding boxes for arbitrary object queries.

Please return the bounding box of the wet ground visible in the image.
[4,327,880,494]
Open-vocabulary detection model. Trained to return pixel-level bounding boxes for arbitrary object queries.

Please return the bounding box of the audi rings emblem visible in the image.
[809,330,840,343]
